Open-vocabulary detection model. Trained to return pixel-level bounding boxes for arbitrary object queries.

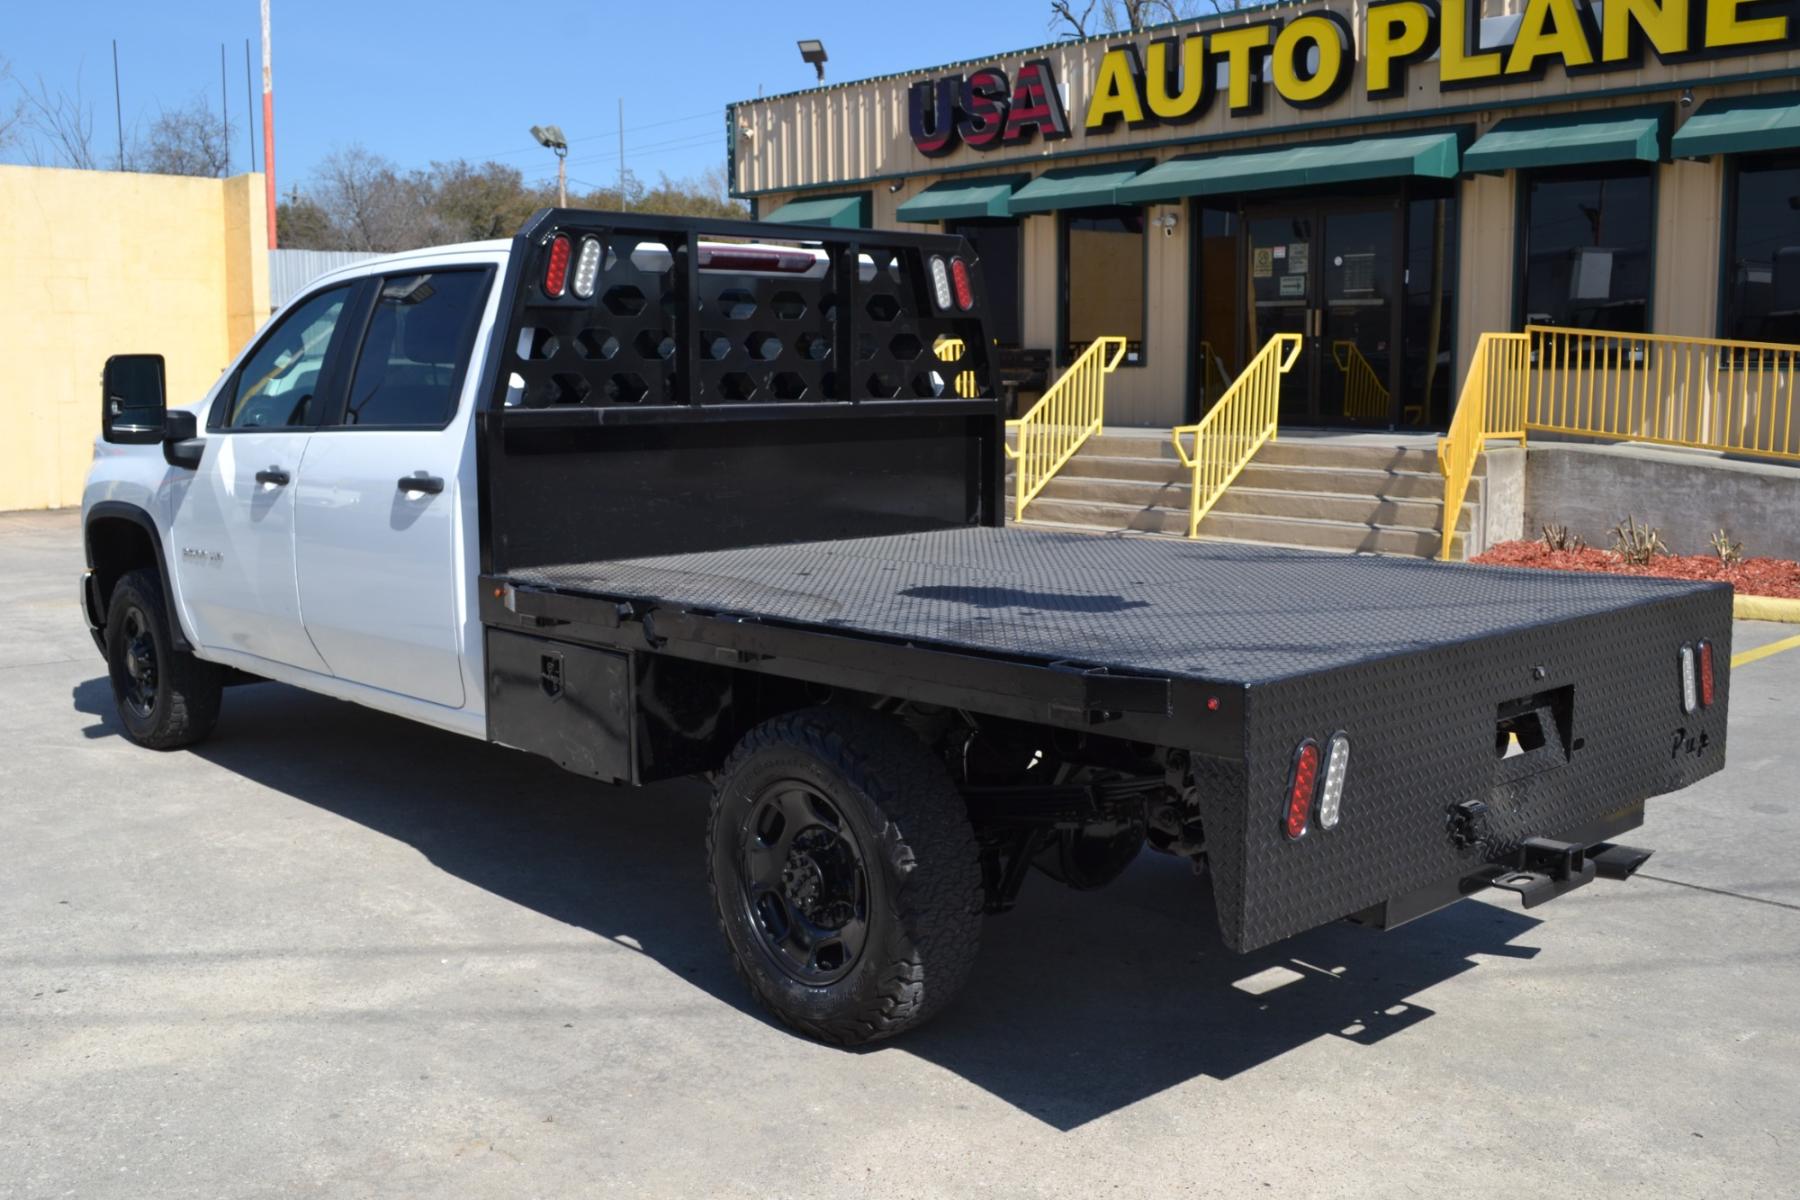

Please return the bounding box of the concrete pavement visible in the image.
[4,507,1797,1198]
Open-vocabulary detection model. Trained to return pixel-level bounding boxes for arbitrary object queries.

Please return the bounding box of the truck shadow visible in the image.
[74,675,1543,1132]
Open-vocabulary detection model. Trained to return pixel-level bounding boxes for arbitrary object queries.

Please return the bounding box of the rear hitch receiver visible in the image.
[1485,838,1653,909]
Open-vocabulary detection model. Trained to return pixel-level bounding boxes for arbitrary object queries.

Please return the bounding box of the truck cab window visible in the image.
[343,271,489,428]
[225,285,351,428]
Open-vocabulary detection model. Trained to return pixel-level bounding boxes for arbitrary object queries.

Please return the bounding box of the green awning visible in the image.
[1114,134,1461,204]
[1463,106,1668,173]
[1672,92,1800,159]
[1009,161,1152,214]
[760,194,867,228]
[895,175,1028,223]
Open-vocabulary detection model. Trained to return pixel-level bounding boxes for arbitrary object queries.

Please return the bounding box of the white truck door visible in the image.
[293,268,495,709]
[169,284,357,672]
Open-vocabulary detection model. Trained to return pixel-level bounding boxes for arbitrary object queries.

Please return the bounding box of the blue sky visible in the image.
[1,1,1079,193]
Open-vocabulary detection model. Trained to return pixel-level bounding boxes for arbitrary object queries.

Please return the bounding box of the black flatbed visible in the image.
[503,526,1719,687]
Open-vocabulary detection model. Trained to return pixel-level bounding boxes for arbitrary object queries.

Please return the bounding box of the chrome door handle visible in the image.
[254,467,290,486]
[397,473,444,495]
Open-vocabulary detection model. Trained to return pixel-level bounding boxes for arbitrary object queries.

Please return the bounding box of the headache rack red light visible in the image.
[1284,739,1320,841]
[949,256,975,310]
[543,234,572,298]
[696,245,817,273]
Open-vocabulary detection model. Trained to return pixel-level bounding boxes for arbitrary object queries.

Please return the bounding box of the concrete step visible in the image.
[1253,439,1443,473]
[1057,454,1188,484]
[1233,461,1448,499]
[1032,473,1468,530]
[1018,497,1456,557]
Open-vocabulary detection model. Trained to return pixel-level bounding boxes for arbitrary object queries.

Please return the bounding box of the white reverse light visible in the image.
[928,255,953,310]
[1678,644,1698,714]
[572,236,603,300]
[1317,731,1350,830]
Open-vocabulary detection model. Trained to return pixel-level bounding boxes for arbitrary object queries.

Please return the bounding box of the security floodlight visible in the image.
[531,124,570,208]
[797,39,827,83]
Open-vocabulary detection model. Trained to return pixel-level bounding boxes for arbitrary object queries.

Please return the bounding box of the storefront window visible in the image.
[1517,166,1652,332]
[1723,154,1800,343]
[946,219,1022,348]
[1404,193,1459,429]
[1061,209,1146,364]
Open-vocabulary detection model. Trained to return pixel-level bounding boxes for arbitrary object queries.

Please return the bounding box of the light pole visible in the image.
[531,124,569,207]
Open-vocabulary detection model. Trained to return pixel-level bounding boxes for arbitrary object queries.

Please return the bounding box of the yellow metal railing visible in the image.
[1332,340,1391,421]
[1525,326,1800,461]
[1438,325,1800,559]
[1436,332,1529,559]
[933,337,981,400]
[1002,336,1128,521]
[1170,333,1303,539]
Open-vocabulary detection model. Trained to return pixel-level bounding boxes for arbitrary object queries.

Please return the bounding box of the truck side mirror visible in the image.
[101,354,167,445]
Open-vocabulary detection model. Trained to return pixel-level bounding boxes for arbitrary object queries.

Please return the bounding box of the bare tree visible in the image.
[0,59,26,154]
[137,96,231,177]
[310,145,432,252]
[18,70,100,169]
[1050,0,1210,38]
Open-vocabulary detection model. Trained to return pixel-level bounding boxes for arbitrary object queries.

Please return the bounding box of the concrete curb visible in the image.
[1734,593,1800,623]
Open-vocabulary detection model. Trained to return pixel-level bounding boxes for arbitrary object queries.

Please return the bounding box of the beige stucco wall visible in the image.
[0,165,269,511]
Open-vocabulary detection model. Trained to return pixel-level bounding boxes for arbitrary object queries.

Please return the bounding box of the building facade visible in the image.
[728,0,1800,429]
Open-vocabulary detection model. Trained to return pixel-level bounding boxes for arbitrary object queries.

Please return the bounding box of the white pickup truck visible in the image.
[82,209,1729,1044]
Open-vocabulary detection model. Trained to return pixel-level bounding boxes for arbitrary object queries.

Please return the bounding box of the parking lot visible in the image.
[5,505,1798,1198]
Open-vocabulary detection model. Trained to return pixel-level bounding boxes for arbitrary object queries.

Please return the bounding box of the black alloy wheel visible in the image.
[707,706,983,1045]
[739,780,870,986]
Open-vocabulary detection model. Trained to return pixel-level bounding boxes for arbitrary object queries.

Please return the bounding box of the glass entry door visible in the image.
[1244,202,1401,427]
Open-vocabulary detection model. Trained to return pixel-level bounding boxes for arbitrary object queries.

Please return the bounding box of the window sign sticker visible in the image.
[1288,243,1308,273]
[1252,247,1274,278]
[1272,244,1286,260]
[1279,274,1306,298]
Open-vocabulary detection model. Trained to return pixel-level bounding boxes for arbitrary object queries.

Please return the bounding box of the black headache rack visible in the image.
[474,208,1005,574]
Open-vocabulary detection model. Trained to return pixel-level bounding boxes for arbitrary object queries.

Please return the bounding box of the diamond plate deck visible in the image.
[505,526,1724,686]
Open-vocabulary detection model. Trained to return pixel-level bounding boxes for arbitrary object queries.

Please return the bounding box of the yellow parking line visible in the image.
[1733,633,1800,670]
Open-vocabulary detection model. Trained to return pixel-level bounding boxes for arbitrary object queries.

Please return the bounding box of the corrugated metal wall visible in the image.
[268,250,380,308]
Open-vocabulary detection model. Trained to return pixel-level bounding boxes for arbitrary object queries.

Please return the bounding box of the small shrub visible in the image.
[1540,523,1585,552]
[1612,515,1668,566]
[1710,529,1743,566]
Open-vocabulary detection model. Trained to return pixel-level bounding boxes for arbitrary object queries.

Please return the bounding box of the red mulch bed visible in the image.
[1472,541,1800,598]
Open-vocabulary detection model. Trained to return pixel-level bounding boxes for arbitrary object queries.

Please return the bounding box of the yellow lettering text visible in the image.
[1440,0,1504,82]
[1365,1,1437,96]
[1601,0,1690,60]
[1272,15,1350,106]
[1084,47,1146,129]
[1704,0,1788,48]
[1209,25,1275,112]
[1507,0,1598,73]
[1145,36,1208,120]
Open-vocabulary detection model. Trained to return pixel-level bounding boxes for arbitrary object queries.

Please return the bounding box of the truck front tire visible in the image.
[103,568,222,750]
[707,706,983,1045]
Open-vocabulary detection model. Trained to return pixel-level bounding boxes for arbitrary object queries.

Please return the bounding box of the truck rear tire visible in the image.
[707,706,983,1045]
[104,568,222,750]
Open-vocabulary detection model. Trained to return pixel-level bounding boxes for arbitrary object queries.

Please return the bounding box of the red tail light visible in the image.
[1285,740,1320,840]
[949,256,975,311]
[1697,639,1715,708]
[543,234,572,297]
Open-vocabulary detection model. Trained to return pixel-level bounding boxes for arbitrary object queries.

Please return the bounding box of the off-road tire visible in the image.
[707,706,983,1045]
[104,568,222,749]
